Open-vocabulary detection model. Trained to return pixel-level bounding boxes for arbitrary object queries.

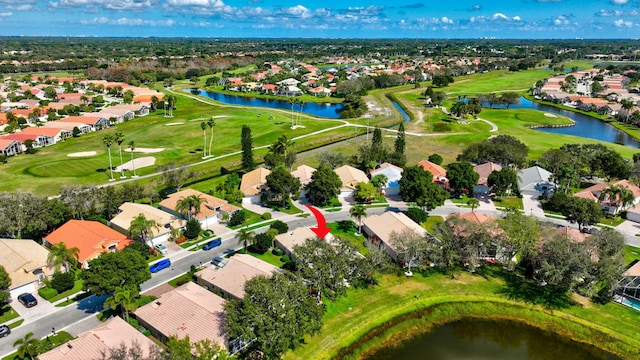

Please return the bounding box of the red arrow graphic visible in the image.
[304,204,332,239]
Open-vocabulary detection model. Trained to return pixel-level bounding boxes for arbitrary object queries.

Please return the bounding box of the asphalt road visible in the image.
[1,203,638,357]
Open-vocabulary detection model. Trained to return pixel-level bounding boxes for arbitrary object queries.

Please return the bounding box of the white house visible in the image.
[370,162,403,196]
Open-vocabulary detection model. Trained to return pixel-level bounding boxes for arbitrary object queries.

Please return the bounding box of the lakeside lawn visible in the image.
[283,268,640,360]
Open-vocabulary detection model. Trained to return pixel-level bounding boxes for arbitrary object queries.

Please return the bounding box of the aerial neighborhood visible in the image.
[0,38,640,359]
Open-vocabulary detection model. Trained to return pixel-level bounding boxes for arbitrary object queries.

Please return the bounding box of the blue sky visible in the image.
[1,0,640,38]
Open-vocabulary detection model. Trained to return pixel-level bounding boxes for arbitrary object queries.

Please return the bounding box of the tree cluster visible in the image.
[457,135,529,167]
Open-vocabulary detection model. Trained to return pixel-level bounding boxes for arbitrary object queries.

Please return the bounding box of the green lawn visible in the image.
[47,279,84,303]
[1,331,74,360]
[327,220,369,255]
[422,215,445,231]
[493,196,524,210]
[624,245,640,266]
[0,304,18,324]
[283,268,640,360]
[247,250,286,268]
[598,216,626,227]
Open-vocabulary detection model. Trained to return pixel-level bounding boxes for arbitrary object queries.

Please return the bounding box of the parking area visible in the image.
[11,292,58,324]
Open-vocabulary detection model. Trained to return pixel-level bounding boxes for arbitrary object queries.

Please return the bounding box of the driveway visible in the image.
[521,191,546,218]
[11,292,58,324]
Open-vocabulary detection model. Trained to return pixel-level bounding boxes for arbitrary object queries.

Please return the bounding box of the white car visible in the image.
[154,243,169,255]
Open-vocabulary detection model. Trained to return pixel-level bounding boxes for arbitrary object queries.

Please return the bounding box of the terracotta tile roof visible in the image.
[240,167,271,196]
[624,261,640,277]
[291,165,316,186]
[0,239,53,290]
[110,202,186,239]
[159,189,240,220]
[134,282,227,348]
[473,162,502,186]
[21,127,69,137]
[195,254,282,299]
[574,179,640,203]
[0,139,19,150]
[334,165,369,190]
[1,133,39,143]
[417,160,447,181]
[39,317,156,360]
[44,220,133,265]
[59,116,103,126]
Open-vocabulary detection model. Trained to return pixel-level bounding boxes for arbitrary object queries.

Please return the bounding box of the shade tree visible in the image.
[81,248,151,296]
[445,161,479,197]
[305,164,342,206]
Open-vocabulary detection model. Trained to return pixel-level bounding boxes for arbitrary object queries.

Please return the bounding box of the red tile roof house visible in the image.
[417,160,449,188]
[21,126,72,143]
[58,115,110,131]
[43,220,133,269]
[39,316,157,360]
[0,139,22,157]
[473,162,502,194]
[134,282,228,350]
[0,132,53,148]
[43,121,93,134]
[574,179,640,215]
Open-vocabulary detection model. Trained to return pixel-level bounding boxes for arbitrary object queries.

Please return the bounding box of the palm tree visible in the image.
[47,242,80,272]
[370,174,388,194]
[600,185,635,213]
[128,140,137,177]
[103,134,115,181]
[200,121,208,158]
[128,213,159,244]
[467,198,480,212]
[103,286,139,322]
[236,227,255,253]
[13,332,40,360]
[114,132,126,178]
[207,118,216,157]
[150,95,159,111]
[176,195,205,221]
[288,97,296,128]
[349,205,367,235]
[166,95,176,117]
[298,99,305,127]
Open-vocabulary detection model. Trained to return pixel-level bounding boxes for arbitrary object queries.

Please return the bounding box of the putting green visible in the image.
[24,158,108,178]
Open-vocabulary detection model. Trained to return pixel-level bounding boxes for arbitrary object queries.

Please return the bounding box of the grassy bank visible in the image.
[282,268,640,360]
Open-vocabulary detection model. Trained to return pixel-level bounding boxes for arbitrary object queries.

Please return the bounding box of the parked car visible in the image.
[202,238,222,250]
[150,259,171,273]
[17,293,38,308]
[154,243,169,255]
[211,256,225,266]
[0,324,10,337]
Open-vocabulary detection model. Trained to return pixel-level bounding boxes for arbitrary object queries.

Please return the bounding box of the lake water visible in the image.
[497,97,640,148]
[187,89,344,119]
[367,318,620,360]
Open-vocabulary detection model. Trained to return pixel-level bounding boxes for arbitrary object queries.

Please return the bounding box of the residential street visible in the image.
[1,199,639,357]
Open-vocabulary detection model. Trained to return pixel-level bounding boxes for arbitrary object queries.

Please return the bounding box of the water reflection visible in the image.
[367,318,619,360]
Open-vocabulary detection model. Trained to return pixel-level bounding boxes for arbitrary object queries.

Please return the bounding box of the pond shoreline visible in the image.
[336,300,630,360]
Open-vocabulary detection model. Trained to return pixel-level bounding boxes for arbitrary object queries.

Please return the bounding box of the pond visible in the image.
[495,97,640,148]
[367,318,620,360]
[187,89,344,119]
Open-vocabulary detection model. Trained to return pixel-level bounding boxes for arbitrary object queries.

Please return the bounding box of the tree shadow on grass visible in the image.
[497,271,576,309]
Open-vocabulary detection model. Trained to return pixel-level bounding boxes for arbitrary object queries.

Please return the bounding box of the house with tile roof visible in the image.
[195,254,282,299]
[39,316,157,360]
[0,139,22,156]
[473,162,502,194]
[370,162,403,196]
[274,227,332,258]
[159,189,240,228]
[291,164,316,197]
[1,132,54,148]
[43,220,133,269]
[517,165,554,196]
[0,239,54,300]
[43,121,92,134]
[21,126,71,143]
[334,165,369,197]
[134,282,227,349]
[109,202,186,247]
[574,179,640,215]
[361,211,427,262]
[59,115,110,131]
[240,167,271,203]
[417,160,448,187]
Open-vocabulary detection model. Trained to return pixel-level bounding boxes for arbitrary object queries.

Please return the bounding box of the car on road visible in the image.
[154,243,169,255]
[0,324,10,337]
[202,238,222,250]
[150,259,171,273]
[17,293,38,308]
[211,256,225,266]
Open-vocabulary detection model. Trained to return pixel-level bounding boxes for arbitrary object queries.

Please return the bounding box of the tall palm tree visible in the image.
[467,198,480,212]
[128,213,159,244]
[600,184,635,213]
[200,121,208,158]
[207,118,216,157]
[176,195,205,221]
[103,134,115,181]
[47,242,80,272]
[128,140,137,177]
[288,97,296,128]
[236,227,255,253]
[349,205,367,235]
[103,286,139,322]
[114,132,126,178]
[298,99,305,126]
[13,332,40,360]
[166,95,176,117]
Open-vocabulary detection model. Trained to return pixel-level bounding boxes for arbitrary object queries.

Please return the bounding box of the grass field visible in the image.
[282,268,640,360]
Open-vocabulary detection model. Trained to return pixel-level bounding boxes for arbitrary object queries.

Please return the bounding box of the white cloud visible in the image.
[0,11,12,17]
[281,5,312,18]
[80,16,175,26]
[614,18,633,27]
[441,16,453,24]
[612,0,629,5]
[598,8,639,16]
[50,0,157,11]
[553,15,570,25]
[6,4,32,10]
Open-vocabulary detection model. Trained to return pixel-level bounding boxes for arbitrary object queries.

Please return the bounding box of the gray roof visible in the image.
[517,166,553,191]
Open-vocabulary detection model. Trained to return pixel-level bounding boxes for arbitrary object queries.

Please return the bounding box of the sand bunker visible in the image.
[114,156,156,172]
[165,122,184,126]
[124,148,164,154]
[189,115,228,122]
[544,113,557,118]
[67,151,97,157]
